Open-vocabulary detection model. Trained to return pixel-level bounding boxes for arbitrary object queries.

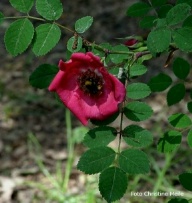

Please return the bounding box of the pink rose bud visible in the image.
[124,38,138,47]
[49,52,126,125]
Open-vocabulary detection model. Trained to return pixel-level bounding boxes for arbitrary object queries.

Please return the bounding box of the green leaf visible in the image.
[168,113,192,128]
[75,16,93,33]
[187,129,192,148]
[124,101,153,122]
[36,0,63,20]
[83,126,117,148]
[129,64,147,77]
[73,126,89,144]
[99,167,128,203]
[9,0,34,13]
[139,16,157,29]
[172,27,192,52]
[188,101,192,113]
[151,0,167,7]
[127,82,151,99]
[177,0,192,7]
[157,130,182,153]
[109,45,129,64]
[148,73,172,92]
[0,12,4,24]
[167,83,185,106]
[127,2,151,17]
[119,149,150,174]
[179,172,192,191]
[91,111,119,126]
[166,3,191,25]
[33,23,61,56]
[168,198,189,203]
[29,64,58,89]
[157,4,173,18]
[4,19,34,56]
[173,57,190,80]
[67,36,83,53]
[183,15,192,27]
[147,28,171,54]
[77,147,116,174]
[122,125,153,148]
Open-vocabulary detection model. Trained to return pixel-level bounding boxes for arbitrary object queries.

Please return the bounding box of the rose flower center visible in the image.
[77,69,104,96]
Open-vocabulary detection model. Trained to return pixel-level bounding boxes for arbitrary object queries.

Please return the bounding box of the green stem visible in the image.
[152,151,176,194]
[63,108,74,192]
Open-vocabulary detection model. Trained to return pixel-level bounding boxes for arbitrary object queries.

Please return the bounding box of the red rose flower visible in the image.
[124,38,138,47]
[48,52,126,125]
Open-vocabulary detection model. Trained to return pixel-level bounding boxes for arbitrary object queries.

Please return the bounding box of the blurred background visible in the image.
[0,0,192,203]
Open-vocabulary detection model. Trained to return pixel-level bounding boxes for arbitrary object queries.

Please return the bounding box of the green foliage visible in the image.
[0,12,4,24]
[67,36,83,52]
[109,45,129,64]
[127,2,151,17]
[157,4,173,18]
[83,126,116,148]
[32,23,61,56]
[129,64,147,77]
[183,15,192,27]
[151,0,167,7]
[139,16,157,29]
[9,0,34,13]
[168,198,189,203]
[179,172,192,191]
[157,130,182,153]
[4,19,34,56]
[167,83,185,106]
[166,3,191,25]
[187,101,192,113]
[187,129,192,148]
[122,125,153,148]
[127,82,151,99]
[172,57,190,80]
[177,0,192,7]
[99,167,128,203]
[36,0,63,20]
[172,27,192,52]
[168,113,192,129]
[147,28,171,54]
[119,149,150,174]
[29,64,58,89]
[124,101,153,122]
[75,16,93,33]
[148,73,172,92]
[77,147,116,174]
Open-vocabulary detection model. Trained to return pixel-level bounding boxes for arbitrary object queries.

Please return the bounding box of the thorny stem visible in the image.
[4,15,150,57]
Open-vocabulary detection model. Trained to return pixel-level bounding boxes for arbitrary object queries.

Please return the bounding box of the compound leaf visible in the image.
[168,113,192,128]
[9,0,34,13]
[75,16,93,33]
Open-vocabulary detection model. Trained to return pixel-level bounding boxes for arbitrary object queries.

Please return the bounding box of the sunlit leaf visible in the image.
[77,147,116,174]
[127,83,151,99]
[9,0,34,13]
[36,0,63,20]
[4,19,34,56]
[99,167,128,202]
[33,23,61,56]
[124,101,153,122]
[129,64,147,77]
[122,125,153,148]
[83,126,117,148]
[157,130,182,153]
[166,3,191,25]
[75,16,93,33]
[168,113,192,128]
[119,149,150,174]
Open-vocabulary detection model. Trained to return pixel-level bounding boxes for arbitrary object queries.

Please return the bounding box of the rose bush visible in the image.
[49,52,126,125]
